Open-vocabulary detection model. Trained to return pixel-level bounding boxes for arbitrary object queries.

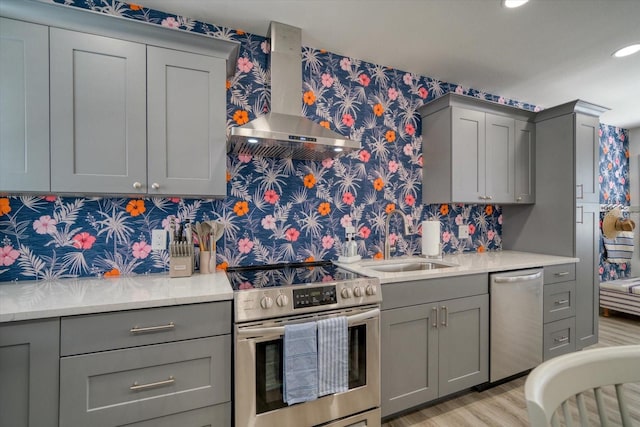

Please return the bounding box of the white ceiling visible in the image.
[135,0,640,129]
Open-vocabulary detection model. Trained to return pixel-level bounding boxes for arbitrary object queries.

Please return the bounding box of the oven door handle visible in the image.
[236,308,380,338]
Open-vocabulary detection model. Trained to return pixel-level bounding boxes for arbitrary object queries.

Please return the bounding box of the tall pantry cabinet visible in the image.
[503,100,608,351]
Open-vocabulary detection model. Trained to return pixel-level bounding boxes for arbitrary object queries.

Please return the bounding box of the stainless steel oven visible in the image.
[228,262,381,427]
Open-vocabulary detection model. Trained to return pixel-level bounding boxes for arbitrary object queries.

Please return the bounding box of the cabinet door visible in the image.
[485,113,515,203]
[515,120,535,203]
[147,47,227,197]
[575,203,599,349]
[575,114,599,203]
[50,28,147,194]
[0,18,50,192]
[452,107,486,202]
[0,319,59,427]
[381,304,438,417]
[438,294,489,396]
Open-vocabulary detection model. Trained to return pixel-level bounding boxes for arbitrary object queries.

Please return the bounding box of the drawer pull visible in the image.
[555,271,570,277]
[554,299,569,305]
[130,322,175,334]
[554,336,569,343]
[130,376,175,391]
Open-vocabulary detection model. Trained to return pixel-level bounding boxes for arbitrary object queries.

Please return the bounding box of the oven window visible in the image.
[254,324,368,414]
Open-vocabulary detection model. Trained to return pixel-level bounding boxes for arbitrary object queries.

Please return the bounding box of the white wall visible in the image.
[628,127,640,274]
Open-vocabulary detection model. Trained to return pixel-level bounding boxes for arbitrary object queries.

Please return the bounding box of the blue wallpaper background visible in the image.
[0,1,629,282]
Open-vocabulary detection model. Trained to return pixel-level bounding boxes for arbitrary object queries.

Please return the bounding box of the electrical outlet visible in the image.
[151,229,167,250]
[458,224,469,239]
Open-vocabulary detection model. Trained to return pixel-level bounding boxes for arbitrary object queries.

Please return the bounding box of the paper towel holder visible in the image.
[419,244,443,260]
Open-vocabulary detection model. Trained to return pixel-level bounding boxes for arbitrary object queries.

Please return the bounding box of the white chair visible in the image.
[524,345,640,426]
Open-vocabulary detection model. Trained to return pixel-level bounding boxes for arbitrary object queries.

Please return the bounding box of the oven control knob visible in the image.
[260,296,274,309]
[276,294,289,307]
[366,285,377,296]
[341,288,352,299]
[353,286,364,297]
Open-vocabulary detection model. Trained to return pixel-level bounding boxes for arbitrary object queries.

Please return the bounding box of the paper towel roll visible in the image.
[422,220,441,256]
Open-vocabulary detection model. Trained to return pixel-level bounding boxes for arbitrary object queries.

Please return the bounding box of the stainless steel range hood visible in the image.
[227,22,360,161]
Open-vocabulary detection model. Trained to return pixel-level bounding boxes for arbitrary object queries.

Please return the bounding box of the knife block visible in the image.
[169,242,194,278]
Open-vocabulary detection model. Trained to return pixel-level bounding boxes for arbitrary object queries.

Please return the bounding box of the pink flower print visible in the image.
[339,57,351,71]
[498,214,503,225]
[33,215,57,235]
[72,232,96,250]
[359,74,370,87]
[322,275,334,283]
[238,154,252,163]
[403,144,413,156]
[442,231,452,243]
[418,156,423,167]
[359,150,370,162]
[359,226,371,239]
[322,158,334,169]
[608,136,614,144]
[599,128,603,137]
[403,73,413,85]
[321,73,334,88]
[340,215,353,228]
[468,224,476,235]
[342,114,354,127]
[237,57,254,73]
[534,106,542,112]
[342,192,355,205]
[599,266,604,275]
[487,230,496,241]
[261,215,276,230]
[455,85,464,94]
[405,123,416,136]
[264,189,279,204]
[455,215,464,226]
[169,198,181,203]
[404,194,415,206]
[388,233,398,246]
[132,241,152,259]
[260,40,270,54]
[0,245,20,266]
[239,281,254,290]
[418,87,428,99]
[44,195,57,202]
[388,160,399,173]
[615,157,620,166]
[498,97,506,104]
[322,235,335,250]
[388,87,399,101]
[620,133,626,142]
[599,175,604,183]
[284,228,300,242]
[161,17,180,28]
[238,237,254,254]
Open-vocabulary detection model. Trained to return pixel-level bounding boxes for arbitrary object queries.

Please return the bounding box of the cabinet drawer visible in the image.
[60,335,230,427]
[543,280,576,323]
[125,402,230,427]
[543,264,576,285]
[543,317,575,361]
[61,301,230,355]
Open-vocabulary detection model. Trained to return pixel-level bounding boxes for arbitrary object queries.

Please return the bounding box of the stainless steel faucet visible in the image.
[384,209,411,259]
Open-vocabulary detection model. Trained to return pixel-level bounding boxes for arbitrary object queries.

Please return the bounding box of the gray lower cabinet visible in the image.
[0,318,60,427]
[543,263,577,360]
[575,203,599,349]
[380,274,489,417]
[0,17,50,192]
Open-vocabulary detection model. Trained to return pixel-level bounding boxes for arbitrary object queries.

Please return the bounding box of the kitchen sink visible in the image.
[367,261,453,272]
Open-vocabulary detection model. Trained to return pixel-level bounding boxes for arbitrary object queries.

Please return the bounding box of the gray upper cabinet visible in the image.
[575,114,600,203]
[147,47,227,196]
[420,93,535,205]
[50,28,147,194]
[0,18,50,192]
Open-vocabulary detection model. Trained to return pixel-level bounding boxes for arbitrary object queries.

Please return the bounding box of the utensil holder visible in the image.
[199,250,213,274]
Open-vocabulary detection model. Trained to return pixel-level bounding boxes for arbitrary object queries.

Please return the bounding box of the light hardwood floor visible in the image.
[382,314,640,427]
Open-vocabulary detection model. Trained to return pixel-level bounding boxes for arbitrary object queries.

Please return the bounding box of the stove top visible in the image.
[226,260,367,291]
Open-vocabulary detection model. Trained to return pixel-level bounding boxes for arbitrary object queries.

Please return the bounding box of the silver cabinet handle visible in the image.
[485,195,492,200]
[554,299,569,305]
[555,271,570,277]
[151,183,160,190]
[493,272,542,283]
[576,184,583,199]
[130,375,175,391]
[132,181,142,189]
[516,197,522,202]
[576,206,584,224]
[130,322,175,334]
[441,305,448,327]
[554,336,569,343]
[432,306,438,328]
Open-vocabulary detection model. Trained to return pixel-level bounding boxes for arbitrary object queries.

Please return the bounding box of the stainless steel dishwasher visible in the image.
[490,268,543,382]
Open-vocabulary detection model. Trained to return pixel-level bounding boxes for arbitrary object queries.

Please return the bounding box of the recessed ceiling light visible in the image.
[503,0,529,8]
[613,44,640,58]
[247,138,259,144]
[333,147,343,152]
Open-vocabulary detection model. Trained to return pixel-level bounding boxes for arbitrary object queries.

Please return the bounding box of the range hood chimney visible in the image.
[227,22,361,161]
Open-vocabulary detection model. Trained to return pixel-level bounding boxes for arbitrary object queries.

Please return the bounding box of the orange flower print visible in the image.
[226,80,231,90]
[373,252,384,259]
[385,203,396,214]
[305,256,315,263]
[217,261,229,271]
[603,145,609,154]
[233,201,249,216]
[319,121,330,129]
[226,171,231,182]
[373,177,384,191]
[373,103,384,117]
[104,268,120,278]
[603,191,609,201]
[126,199,146,217]
[129,3,142,10]
[439,204,449,216]
[626,193,631,202]
[385,130,396,143]
[233,110,249,125]
[625,149,630,158]
[303,90,316,105]
[607,162,613,170]
[477,245,486,253]
[236,29,245,35]
[303,174,316,189]
[318,202,331,216]
[0,198,10,216]
[485,205,493,215]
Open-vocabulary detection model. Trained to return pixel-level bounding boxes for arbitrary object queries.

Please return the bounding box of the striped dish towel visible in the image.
[604,231,635,264]
[283,321,318,405]
[317,316,348,396]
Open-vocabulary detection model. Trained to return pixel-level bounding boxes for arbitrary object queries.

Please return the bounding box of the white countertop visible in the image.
[0,272,233,323]
[336,250,579,284]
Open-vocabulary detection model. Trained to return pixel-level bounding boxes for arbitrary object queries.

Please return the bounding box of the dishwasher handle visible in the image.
[492,271,542,283]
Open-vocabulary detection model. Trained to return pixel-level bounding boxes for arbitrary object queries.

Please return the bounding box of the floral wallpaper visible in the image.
[0,0,629,283]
